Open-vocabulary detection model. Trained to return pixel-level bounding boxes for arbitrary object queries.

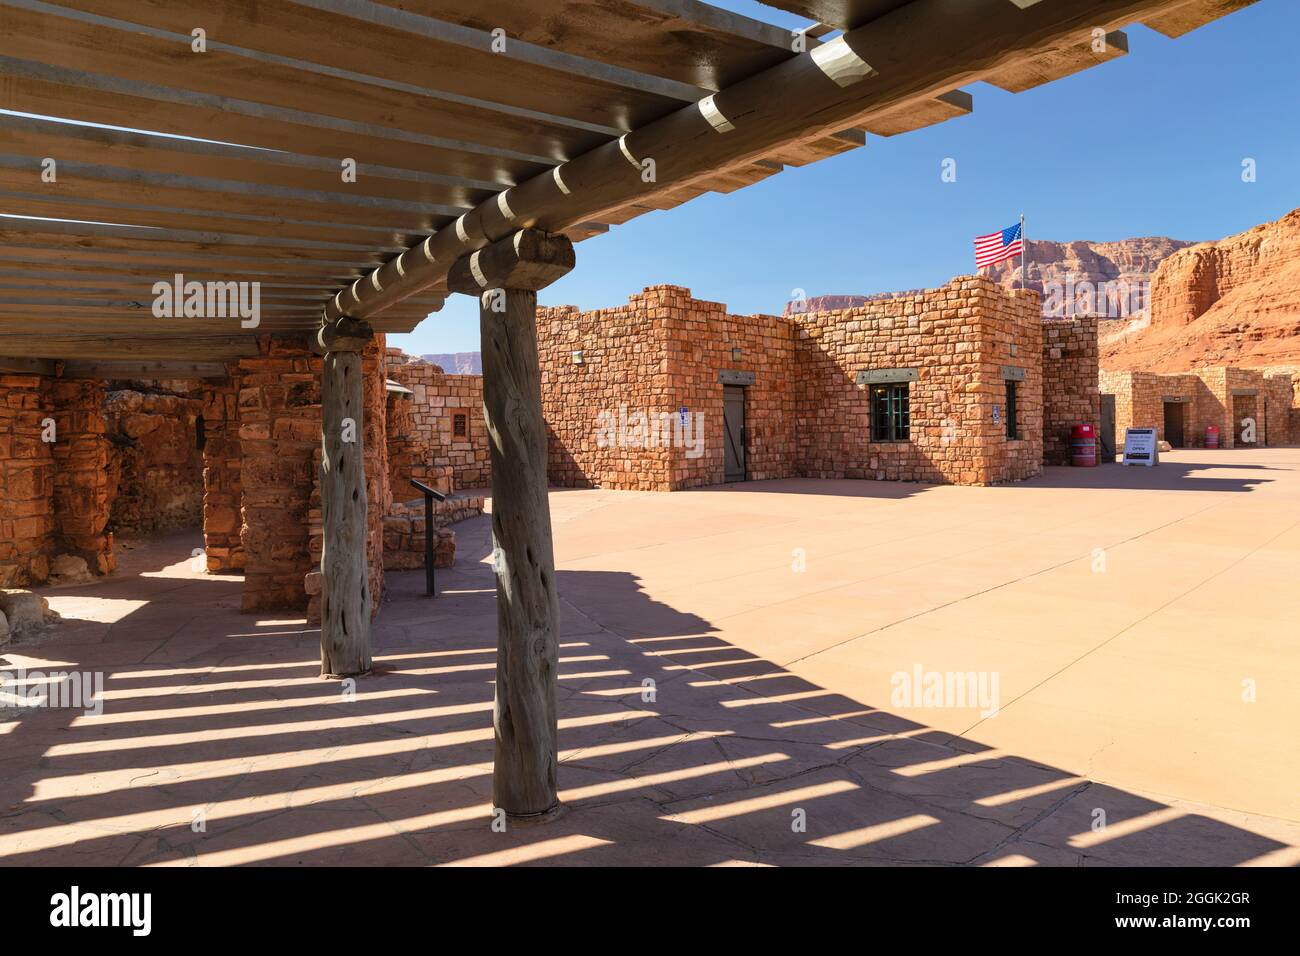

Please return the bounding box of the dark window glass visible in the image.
[453,413,468,438]
[870,383,910,442]
[1005,380,1018,440]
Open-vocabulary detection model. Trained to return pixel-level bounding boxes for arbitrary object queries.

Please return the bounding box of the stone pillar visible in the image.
[447,229,574,820]
[201,365,245,572]
[0,374,55,586]
[46,378,114,575]
[237,338,321,612]
[318,318,374,678]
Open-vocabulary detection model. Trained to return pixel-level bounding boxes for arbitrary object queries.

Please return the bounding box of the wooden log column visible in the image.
[448,229,575,820]
[317,317,375,678]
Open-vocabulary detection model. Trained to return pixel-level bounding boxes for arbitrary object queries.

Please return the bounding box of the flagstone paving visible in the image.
[2,448,1296,866]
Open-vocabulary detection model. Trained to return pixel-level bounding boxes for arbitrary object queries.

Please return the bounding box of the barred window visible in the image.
[1005,381,1019,440]
[870,384,910,442]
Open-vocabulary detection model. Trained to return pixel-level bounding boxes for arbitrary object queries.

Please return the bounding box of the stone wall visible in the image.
[105,388,205,537]
[1041,316,1100,465]
[237,338,322,612]
[1098,365,1290,449]
[0,374,55,587]
[537,286,799,490]
[201,370,245,572]
[381,493,484,571]
[0,374,118,586]
[386,352,489,491]
[47,379,115,575]
[535,277,1044,489]
[538,292,675,490]
[796,278,1042,485]
[667,291,797,489]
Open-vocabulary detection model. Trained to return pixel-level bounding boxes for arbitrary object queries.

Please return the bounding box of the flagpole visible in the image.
[1019,213,1027,292]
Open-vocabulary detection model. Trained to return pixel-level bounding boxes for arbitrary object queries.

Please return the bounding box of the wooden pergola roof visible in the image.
[0,0,1256,363]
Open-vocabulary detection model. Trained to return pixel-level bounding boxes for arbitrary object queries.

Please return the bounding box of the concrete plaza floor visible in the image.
[1,448,1297,866]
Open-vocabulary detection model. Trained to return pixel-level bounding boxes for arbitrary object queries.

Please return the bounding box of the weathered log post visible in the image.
[447,229,574,820]
[317,316,374,678]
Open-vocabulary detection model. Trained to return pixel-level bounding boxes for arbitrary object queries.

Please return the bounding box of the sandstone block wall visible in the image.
[1258,368,1299,444]
[796,278,1042,485]
[237,339,323,612]
[668,292,797,489]
[386,352,489,491]
[1041,316,1100,465]
[47,379,115,575]
[1098,365,1291,449]
[0,374,118,585]
[538,292,675,490]
[381,494,483,571]
[105,388,205,537]
[535,276,1045,489]
[0,374,56,586]
[201,371,245,572]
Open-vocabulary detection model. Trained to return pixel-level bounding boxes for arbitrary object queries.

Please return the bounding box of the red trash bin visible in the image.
[1071,424,1098,467]
[1206,425,1220,449]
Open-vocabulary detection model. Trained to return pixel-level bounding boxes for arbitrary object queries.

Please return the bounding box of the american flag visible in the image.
[974,222,1023,269]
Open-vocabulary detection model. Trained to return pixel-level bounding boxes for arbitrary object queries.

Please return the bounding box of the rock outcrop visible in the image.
[1100,207,1300,371]
[419,352,482,375]
[786,236,1191,319]
[988,237,1194,318]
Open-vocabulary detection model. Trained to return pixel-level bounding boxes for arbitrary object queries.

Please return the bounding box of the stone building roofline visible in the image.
[545,274,1041,329]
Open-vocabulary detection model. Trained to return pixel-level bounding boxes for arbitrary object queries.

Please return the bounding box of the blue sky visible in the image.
[392,0,1300,356]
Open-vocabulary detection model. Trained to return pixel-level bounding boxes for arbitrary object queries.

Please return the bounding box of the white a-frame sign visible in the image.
[1122,428,1159,467]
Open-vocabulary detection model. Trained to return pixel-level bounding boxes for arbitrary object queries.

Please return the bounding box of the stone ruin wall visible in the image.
[237,336,387,618]
[105,386,206,537]
[0,374,115,588]
[201,371,244,572]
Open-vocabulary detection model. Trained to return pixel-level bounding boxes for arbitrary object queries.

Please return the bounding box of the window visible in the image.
[1005,380,1019,440]
[870,383,910,442]
[452,412,468,439]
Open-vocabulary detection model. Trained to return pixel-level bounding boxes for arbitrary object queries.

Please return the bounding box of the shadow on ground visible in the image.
[0,519,1290,867]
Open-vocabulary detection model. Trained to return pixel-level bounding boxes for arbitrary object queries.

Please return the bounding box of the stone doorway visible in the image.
[723,385,746,482]
[1162,401,1185,448]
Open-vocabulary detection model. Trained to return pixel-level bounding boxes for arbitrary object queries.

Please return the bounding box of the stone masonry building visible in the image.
[535,275,1076,490]
[1099,366,1293,450]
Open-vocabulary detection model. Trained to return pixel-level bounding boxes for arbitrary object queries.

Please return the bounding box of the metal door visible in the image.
[1163,401,1185,447]
[1099,394,1116,461]
[723,385,746,482]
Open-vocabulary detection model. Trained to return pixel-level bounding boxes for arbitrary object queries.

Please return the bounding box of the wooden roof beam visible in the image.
[0,334,263,361]
[1141,0,1259,37]
[326,0,1207,325]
